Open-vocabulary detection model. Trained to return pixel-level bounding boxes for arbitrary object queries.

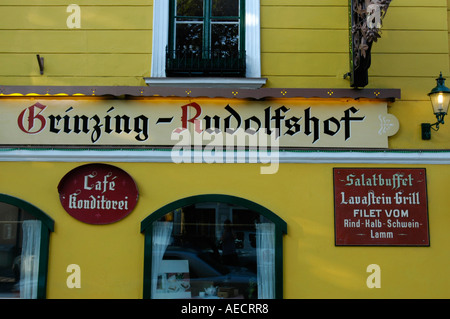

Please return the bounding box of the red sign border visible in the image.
[333,167,430,247]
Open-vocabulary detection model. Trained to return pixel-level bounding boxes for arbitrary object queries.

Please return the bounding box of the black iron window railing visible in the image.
[166,48,246,77]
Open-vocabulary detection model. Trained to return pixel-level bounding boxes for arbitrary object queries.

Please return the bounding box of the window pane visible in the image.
[151,202,275,299]
[212,0,239,17]
[0,203,37,299]
[176,0,203,17]
[211,23,239,53]
[175,23,203,52]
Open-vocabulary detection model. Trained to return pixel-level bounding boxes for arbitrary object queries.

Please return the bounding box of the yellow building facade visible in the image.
[0,0,449,300]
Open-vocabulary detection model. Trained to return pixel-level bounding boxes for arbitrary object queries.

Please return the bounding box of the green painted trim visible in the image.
[240,0,245,53]
[142,230,153,300]
[141,194,287,299]
[37,222,51,299]
[0,194,54,299]
[204,0,211,53]
[0,194,54,232]
[168,0,175,52]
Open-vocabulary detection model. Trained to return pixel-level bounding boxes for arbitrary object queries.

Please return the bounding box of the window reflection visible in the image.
[212,0,239,16]
[175,22,204,53]
[211,23,239,54]
[176,0,203,17]
[151,202,275,299]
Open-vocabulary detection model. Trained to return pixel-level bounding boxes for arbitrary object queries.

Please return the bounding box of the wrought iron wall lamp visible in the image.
[422,72,450,140]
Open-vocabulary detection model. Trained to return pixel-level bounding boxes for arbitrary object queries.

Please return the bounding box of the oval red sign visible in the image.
[58,164,138,225]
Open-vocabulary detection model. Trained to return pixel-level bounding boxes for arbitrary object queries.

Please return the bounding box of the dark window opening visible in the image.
[151,202,274,299]
[167,0,246,77]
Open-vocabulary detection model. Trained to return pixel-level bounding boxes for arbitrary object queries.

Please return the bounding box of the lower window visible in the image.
[142,196,286,299]
[0,202,41,298]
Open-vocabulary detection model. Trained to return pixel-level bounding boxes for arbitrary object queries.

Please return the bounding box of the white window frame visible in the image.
[146,0,266,88]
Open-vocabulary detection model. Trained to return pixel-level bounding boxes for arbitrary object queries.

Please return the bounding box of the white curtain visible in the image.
[20,220,42,299]
[255,223,275,299]
[151,221,173,299]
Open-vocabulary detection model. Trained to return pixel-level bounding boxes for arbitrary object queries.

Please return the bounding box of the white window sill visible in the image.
[144,77,267,89]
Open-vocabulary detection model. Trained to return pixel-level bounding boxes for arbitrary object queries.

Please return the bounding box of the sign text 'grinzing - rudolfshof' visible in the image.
[3,99,399,148]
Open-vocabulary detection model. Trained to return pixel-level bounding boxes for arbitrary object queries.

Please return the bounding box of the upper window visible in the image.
[167,0,245,77]
[148,0,265,88]
[0,195,53,299]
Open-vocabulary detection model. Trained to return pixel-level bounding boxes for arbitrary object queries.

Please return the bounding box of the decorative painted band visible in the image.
[0,86,401,100]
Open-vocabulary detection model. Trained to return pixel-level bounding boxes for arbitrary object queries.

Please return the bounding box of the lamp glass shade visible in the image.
[429,91,450,115]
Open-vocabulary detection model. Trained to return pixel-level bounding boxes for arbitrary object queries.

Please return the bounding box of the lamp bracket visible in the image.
[421,123,432,140]
[422,118,444,140]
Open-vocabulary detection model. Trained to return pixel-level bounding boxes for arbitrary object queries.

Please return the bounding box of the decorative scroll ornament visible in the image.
[349,0,392,88]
